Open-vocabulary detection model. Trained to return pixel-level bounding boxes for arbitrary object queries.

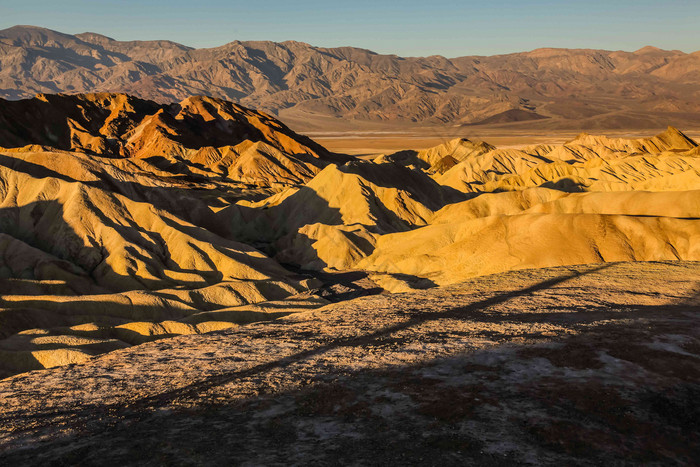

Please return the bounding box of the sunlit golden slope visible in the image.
[230,127,699,291]
[377,138,496,174]
[438,127,699,193]
[227,161,461,269]
[0,93,345,187]
[359,210,699,288]
[0,157,296,292]
[0,94,344,377]
[355,129,700,288]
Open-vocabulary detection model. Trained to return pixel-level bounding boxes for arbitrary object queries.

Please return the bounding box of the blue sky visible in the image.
[1,0,699,56]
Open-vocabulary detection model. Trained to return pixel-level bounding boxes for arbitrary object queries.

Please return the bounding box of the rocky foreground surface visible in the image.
[1,261,698,465]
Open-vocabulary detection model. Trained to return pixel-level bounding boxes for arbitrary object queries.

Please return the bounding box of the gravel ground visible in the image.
[0,261,698,465]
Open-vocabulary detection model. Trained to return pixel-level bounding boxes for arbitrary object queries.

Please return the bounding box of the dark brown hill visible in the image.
[471,108,549,125]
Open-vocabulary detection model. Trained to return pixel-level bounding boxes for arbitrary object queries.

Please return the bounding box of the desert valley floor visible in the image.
[0,92,697,464]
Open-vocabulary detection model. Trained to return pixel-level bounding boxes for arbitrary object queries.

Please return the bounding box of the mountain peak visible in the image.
[0,92,338,182]
[75,31,117,42]
[634,45,663,54]
[657,125,698,148]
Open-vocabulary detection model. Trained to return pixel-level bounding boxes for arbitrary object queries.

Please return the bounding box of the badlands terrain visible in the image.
[0,90,697,463]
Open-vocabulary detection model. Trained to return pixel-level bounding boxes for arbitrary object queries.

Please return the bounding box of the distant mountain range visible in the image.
[1,25,700,129]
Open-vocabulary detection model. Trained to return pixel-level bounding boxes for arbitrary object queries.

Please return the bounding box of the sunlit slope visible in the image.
[0,148,321,378]
[438,127,700,193]
[231,127,700,290]
[357,129,699,288]
[0,93,345,187]
[227,161,461,269]
[0,151,302,292]
[359,210,699,287]
[429,188,700,223]
[377,138,496,174]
